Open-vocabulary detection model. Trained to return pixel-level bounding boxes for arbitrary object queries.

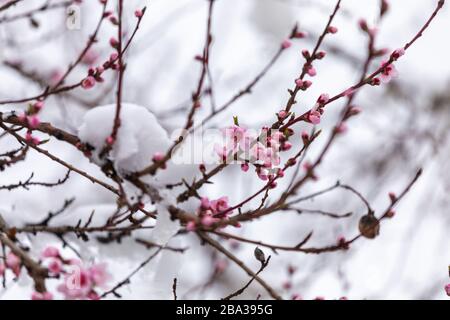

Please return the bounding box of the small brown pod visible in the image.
[358,214,380,239]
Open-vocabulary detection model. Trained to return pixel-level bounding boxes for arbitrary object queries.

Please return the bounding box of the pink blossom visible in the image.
[308,110,321,125]
[186,221,196,232]
[210,196,230,214]
[6,252,21,277]
[445,284,450,296]
[201,215,217,227]
[81,76,96,89]
[241,163,249,172]
[295,79,303,88]
[27,115,40,129]
[58,268,93,300]
[380,61,398,83]
[88,263,110,288]
[48,259,63,275]
[25,132,40,145]
[6,252,20,270]
[31,292,53,300]
[281,39,292,49]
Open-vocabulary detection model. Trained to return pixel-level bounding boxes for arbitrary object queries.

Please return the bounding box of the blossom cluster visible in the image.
[31,246,110,300]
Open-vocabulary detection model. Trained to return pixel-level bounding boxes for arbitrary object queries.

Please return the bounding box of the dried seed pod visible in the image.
[254,247,266,264]
[358,214,380,239]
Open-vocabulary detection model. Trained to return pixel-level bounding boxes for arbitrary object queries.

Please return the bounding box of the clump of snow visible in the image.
[78,103,171,175]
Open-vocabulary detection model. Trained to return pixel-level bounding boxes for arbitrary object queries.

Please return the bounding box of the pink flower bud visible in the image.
[301,130,309,142]
[335,122,348,134]
[28,115,40,129]
[31,292,53,300]
[105,136,114,145]
[281,39,292,49]
[281,141,292,151]
[385,210,395,218]
[303,80,312,89]
[33,101,44,112]
[109,37,119,49]
[359,19,369,32]
[152,152,164,162]
[293,31,307,39]
[388,192,396,202]
[328,26,338,34]
[81,76,96,89]
[241,163,249,172]
[134,9,144,18]
[392,48,405,60]
[315,51,326,59]
[295,79,303,88]
[278,110,288,119]
[445,284,450,296]
[317,93,330,104]
[301,49,310,59]
[307,67,317,77]
[370,77,381,86]
[109,53,119,62]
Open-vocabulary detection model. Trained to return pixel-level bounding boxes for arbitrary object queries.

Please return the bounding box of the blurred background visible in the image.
[0,0,449,299]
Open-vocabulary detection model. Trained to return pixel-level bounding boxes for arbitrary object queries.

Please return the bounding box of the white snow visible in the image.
[78,103,171,175]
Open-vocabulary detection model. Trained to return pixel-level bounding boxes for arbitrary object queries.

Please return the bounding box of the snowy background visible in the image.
[0,0,449,299]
